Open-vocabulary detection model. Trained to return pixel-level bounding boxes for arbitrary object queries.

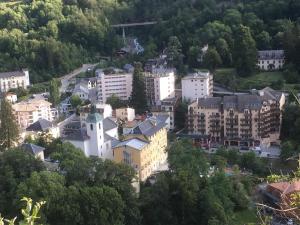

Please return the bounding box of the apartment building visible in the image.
[12,99,53,130]
[182,71,213,102]
[144,67,176,106]
[257,50,284,71]
[187,87,285,147]
[96,68,133,103]
[113,118,168,181]
[0,69,30,92]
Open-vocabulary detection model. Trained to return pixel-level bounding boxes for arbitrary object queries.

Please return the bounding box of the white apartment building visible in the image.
[145,68,176,106]
[0,69,30,92]
[96,69,133,104]
[181,71,213,102]
[115,107,135,121]
[257,50,284,71]
[12,99,54,130]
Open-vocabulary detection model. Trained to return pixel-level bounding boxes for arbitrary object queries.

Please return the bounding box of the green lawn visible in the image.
[232,209,259,225]
[215,68,287,91]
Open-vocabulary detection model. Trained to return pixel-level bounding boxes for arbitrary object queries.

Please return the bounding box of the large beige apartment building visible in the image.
[12,99,53,130]
[0,69,30,92]
[187,87,285,147]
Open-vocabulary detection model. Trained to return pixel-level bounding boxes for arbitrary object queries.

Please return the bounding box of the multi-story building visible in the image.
[0,69,30,92]
[187,87,285,147]
[115,107,135,121]
[144,68,176,106]
[113,118,168,181]
[12,99,53,130]
[150,97,178,130]
[95,68,133,103]
[79,103,113,125]
[257,50,284,71]
[182,71,213,102]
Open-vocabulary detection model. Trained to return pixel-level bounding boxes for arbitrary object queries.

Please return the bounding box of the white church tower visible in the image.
[86,105,105,157]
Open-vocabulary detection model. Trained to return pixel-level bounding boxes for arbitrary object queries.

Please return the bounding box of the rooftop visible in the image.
[268,180,300,195]
[26,119,53,132]
[132,118,166,137]
[21,143,45,155]
[258,50,284,60]
[182,71,211,80]
[115,138,149,150]
[0,70,27,79]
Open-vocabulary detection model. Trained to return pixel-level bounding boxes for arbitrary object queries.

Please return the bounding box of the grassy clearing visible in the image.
[215,68,286,90]
[232,209,258,225]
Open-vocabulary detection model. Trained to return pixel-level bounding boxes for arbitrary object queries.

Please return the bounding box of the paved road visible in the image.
[59,63,98,93]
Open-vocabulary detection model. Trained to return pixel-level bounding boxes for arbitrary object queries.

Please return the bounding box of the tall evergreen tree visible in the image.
[166,36,183,69]
[0,99,19,151]
[130,62,148,114]
[49,78,61,107]
[233,25,257,76]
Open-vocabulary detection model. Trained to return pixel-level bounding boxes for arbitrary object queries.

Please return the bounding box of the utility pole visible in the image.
[122,27,126,46]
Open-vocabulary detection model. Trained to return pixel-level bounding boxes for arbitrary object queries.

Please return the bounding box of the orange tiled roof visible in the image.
[269,180,300,195]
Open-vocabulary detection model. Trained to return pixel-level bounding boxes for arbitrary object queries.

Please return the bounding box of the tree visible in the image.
[106,94,125,110]
[49,79,61,107]
[233,25,257,76]
[165,36,183,70]
[70,95,82,108]
[203,48,222,72]
[0,99,19,151]
[174,101,188,130]
[129,62,147,114]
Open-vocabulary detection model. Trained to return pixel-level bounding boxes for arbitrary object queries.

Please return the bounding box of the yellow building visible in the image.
[113,118,168,181]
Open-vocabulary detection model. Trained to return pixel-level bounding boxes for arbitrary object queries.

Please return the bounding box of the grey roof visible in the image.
[86,112,103,123]
[21,143,45,155]
[182,71,210,80]
[155,115,169,124]
[26,119,53,132]
[258,50,284,60]
[132,119,166,137]
[104,133,120,147]
[73,84,89,94]
[64,128,90,141]
[0,70,25,79]
[259,87,283,101]
[115,138,149,150]
[197,97,222,109]
[224,95,262,111]
[103,117,118,131]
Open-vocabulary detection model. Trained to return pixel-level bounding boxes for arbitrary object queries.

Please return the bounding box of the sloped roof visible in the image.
[21,143,45,155]
[197,97,222,109]
[26,119,53,132]
[269,181,300,195]
[132,118,166,137]
[260,87,283,101]
[103,117,118,131]
[258,50,284,60]
[223,95,262,111]
[64,128,89,141]
[0,70,25,79]
[115,138,149,150]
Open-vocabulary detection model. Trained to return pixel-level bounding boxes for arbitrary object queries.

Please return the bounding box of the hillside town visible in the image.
[0,0,300,224]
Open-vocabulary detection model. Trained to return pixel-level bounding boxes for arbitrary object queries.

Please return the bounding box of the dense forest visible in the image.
[0,0,300,82]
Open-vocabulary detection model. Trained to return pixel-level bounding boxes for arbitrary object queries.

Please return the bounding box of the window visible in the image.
[90,124,93,130]
[99,123,101,129]
[123,151,131,164]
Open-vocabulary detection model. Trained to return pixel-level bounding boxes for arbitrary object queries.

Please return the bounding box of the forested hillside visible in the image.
[0,0,300,82]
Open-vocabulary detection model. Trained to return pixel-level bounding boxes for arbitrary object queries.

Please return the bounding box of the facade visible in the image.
[144,68,176,106]
[150,97,178,130]
[257,50,284,71]
[96,69,133,104]
[187,87,285,148]
[113,118,168,181]
[115,107,135,121]
[4,92,17,103]
[0,69,30,92]
[182,71,213,102]
[12,99,54,130]
[64,106,119,159]
[73,83,89,100]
